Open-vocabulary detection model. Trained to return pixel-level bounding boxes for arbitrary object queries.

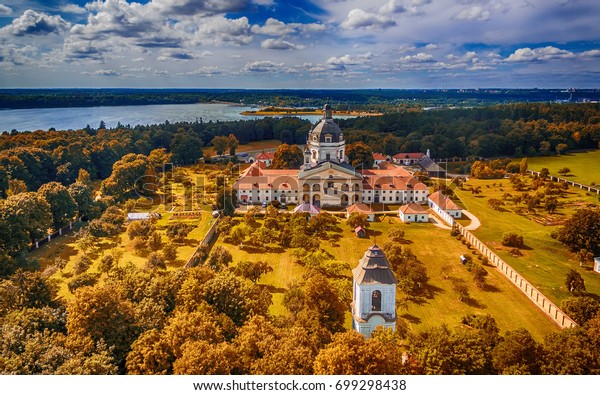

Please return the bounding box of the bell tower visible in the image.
[351,245,397,338]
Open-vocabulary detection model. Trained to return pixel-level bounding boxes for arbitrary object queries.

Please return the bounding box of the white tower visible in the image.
[351,245,397,338]
[305,104,345,165]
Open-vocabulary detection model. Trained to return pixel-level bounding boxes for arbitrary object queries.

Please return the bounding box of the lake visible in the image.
[0,103,337,132]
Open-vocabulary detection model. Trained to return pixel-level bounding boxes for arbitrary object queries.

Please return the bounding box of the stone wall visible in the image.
[527,170,600,194]
[456,223,578,329]
[184,215,221,269]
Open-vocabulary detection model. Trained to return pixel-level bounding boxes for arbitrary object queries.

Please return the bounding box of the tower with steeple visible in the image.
[351,244,397,337]
[305,104,346,166]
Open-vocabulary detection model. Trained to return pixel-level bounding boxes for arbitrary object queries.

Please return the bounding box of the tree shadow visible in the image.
[262,284,286,294]
[462,297,486,309]
[419,282,444,300]
[368,229,382,237]
[480,283,501,293]
[400,313,422,325]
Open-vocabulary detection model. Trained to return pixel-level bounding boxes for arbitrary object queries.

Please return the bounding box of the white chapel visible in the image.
[351,244,397,337]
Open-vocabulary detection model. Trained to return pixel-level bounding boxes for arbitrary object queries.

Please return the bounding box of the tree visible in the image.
[303,274,346,333]
[73,254,92,275]
[215,187,237,216]
[555,207,600,255]
[539,168,549,179]
[201,272,270,326]
[346,142,374,168]
[68,182,94,219]
[165,223,194,243]
[170,132,204,164]
[145,252,167,270]
[565,269,586,294]
[519,157,528,175]
[173,340,238,374]
[555,143,568,155]
[544,197,558,213]
[561,296,600,326]
[313,331,406,374]
[501,232,524,248]
[388,227,405,242]
[492,328,542,374]
[0,192,52,257]
[487,198,504,211]
[205,246,233,272]
[163,242,178,262]
[67,285,139,370]
[558,167,571,176]
[347,212,369,229]
[232,260,273,283]
[100,153,152,200]
[147,148,172,171]
[211,136,228,156]
[226,134,239,156]
[541,328,598,374]
[271,144,304,169]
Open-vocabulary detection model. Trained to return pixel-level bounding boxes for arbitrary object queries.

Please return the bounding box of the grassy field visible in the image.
[215,215,559,340]
[453,178,600,308]
[526,150,600,186]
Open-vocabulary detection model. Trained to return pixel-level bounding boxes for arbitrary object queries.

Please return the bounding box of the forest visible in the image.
[1,88,599,110]
[1,101,600,375]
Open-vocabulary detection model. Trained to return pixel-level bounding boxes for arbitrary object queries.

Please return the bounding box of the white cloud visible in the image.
[157,51,195,61]
[182,66,222,76]
[580,49,600,58]
[192,16,252,46]
[60,4,87,14]
[401,53,435,62]
[454,6,491,21]
[251,18,325,37]
[261,38,303,50]
[1,9,70,37]
[341,9,396,30]
[242,60,285,73]
[252,0,275,5]
[151,0,248,16]
[83,69,121,76]
[379,0,406,14]
[0,4,12,15]
[327,52,373,70]
[507,46,576,62]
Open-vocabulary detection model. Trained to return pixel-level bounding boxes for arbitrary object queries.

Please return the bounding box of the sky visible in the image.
[0,0,598,89]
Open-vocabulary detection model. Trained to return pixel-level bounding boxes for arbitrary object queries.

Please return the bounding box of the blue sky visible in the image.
[0,0,598,88]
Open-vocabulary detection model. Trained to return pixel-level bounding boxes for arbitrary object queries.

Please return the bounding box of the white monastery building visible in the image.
[352,245,397,337]
[233,105,428,208]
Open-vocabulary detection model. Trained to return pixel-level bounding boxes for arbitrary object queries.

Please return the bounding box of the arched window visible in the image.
[326,153,331,161]
[371,290,381,311]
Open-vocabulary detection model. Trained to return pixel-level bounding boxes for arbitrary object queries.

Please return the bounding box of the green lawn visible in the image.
[454,178,600,308]
[215,215,559,341]
[526,150,600,187]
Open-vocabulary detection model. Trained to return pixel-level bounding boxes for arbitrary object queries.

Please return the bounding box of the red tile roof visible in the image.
[428,191,461,211]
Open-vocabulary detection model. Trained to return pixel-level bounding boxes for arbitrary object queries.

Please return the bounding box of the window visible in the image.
[371,290,382,311]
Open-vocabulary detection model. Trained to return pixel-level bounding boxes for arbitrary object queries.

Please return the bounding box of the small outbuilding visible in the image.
[398,203,429,223]
[594,257,600,274]
[354,226,367,238]
[346,203,375,222]
[293,202,321,216]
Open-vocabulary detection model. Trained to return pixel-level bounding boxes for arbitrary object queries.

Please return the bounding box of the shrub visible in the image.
[502,232,524,248]
[73,255,92,275]
[68,273,99,293]
[145,252,166,270]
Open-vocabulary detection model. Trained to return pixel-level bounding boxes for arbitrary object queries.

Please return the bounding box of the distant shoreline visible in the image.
[241,107,383,117]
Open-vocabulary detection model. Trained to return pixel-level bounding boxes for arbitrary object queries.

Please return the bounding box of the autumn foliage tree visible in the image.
[271,143,304,169]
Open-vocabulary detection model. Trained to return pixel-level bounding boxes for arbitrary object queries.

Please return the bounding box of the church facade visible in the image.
[233,105,429,208]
